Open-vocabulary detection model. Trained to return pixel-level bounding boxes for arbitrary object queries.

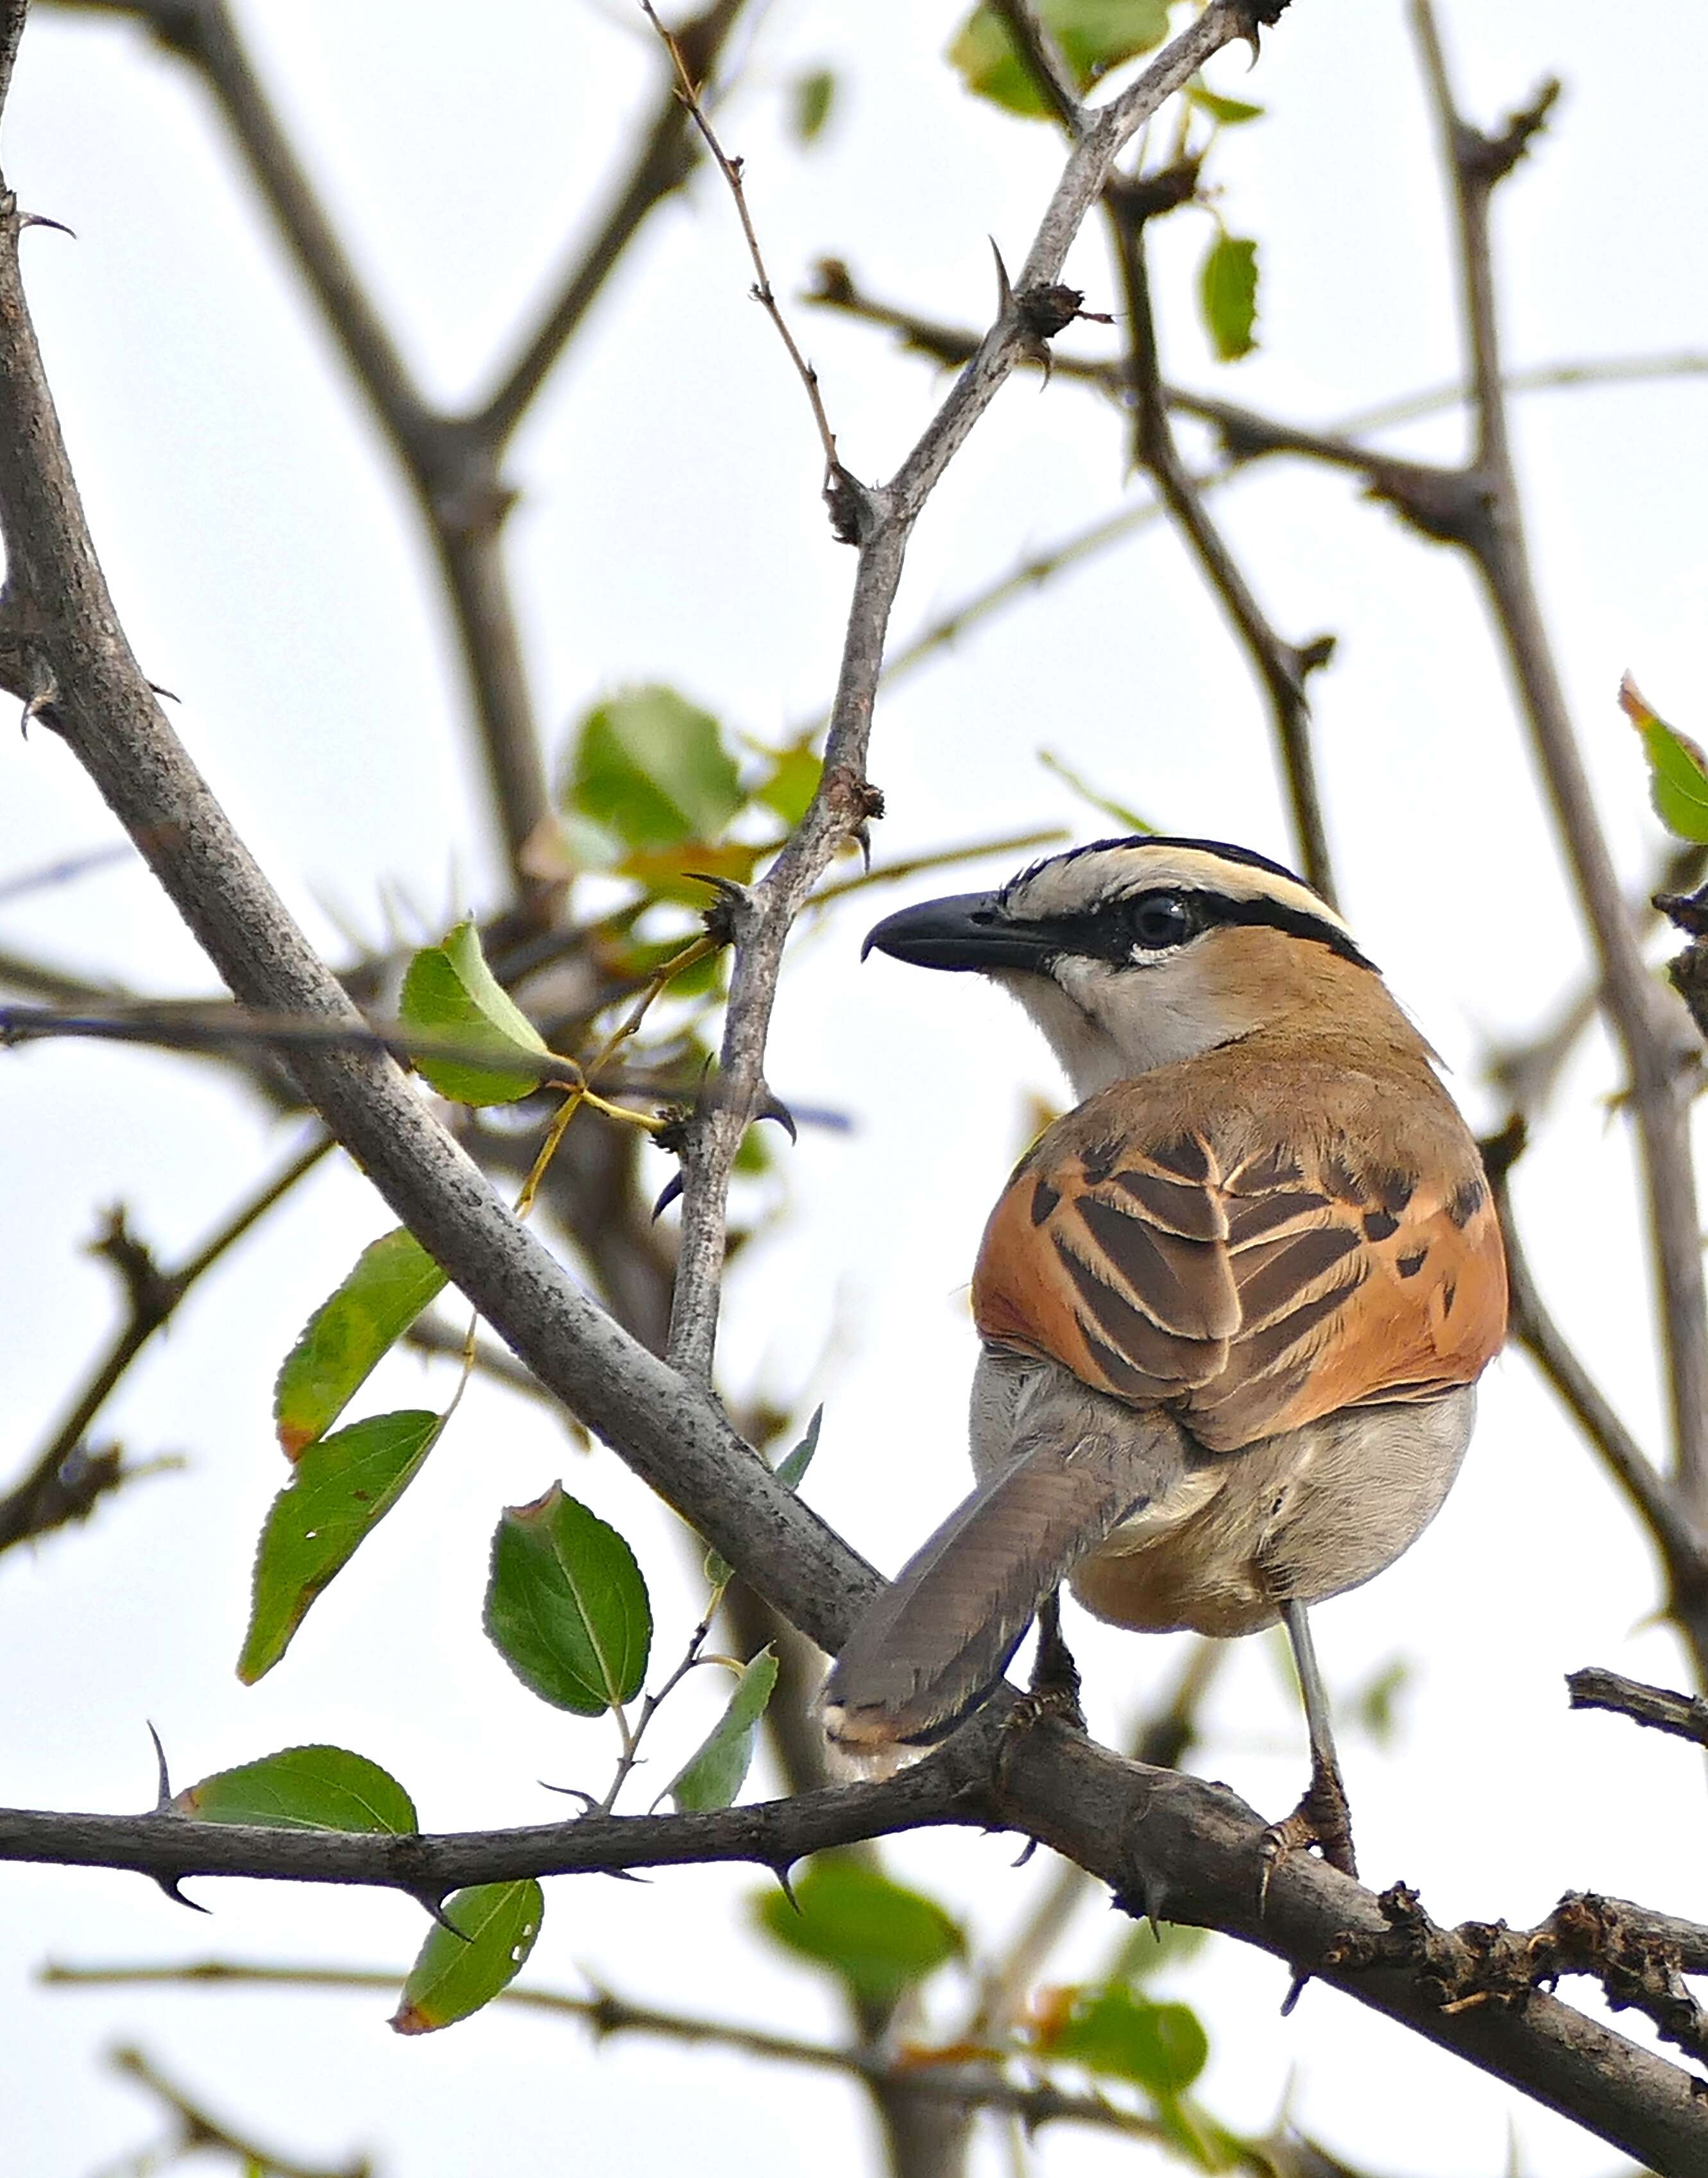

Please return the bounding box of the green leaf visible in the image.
[1199,232,1258,362]
[949,0,1170,119]
[567,687,744,852]
[239,1409,443,1683]
[391,1880,543,2035]
[400,918,552,1107]
[791,67,836,144]
[752,739,822,828]
[1621,674,1708,842]
[774,1406,823,1492]
[752,1856,964,2006]
[274,1228,447,1457]
[1353,1654,1413,1747]
[668,1648,779,1812]
[175,1745,417,1834]
[484,1484,651,1715]
[1186,80,1264,125]
[705,1410,821,1587]
[1041,1983,1208,2096]
[1108,1918,1209,1980]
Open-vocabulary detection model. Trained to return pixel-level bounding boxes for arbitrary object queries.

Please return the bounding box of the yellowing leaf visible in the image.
[1621,673,1708,843]
[1032,1982,1208,2096]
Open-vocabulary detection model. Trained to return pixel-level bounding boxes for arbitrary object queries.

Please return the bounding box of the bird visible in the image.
[821,834,1507,1878]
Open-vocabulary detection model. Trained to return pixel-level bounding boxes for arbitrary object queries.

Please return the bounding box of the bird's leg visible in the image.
[1261,1599,1358,1888]
[1027,1588,1085,1725]
[994,1592,1086,1840]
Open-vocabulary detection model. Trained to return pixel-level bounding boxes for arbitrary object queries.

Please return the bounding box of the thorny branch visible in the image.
[664,0,1292,1385]
[45,0,753,915]
[50,1960,1187,2152]
[638,0,842,490]
[1100,177,1336,903]
[0,1129,332,1555]
[6,1719,1708,2170]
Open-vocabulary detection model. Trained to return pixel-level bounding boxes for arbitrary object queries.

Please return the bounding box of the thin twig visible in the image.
[475,0,752,447]
[639,0,841,484]
[107,2043,370,2178]
[988,0,1085,135]
[664,0,1279,1385]
[1102,189,1337,903]
[810,826,1068,907]
[0,1129,333,1556]
[55,1962,1179,2147]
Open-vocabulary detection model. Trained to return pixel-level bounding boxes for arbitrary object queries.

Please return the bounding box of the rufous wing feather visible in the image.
[972,1064,1506,1455]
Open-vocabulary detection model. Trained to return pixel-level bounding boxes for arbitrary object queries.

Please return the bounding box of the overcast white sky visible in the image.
[2,3,1707,2174]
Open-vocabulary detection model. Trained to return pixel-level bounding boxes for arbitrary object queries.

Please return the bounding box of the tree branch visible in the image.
[49,1961,1183,2150]
[1567,1667,1708,1754]
[664,0,1287,1384]
[107,2043,370,2178]
[0,1128,331,1555]
[8,1720,1708,2170]
[474,0,751,449]
[1102,185,1337,902]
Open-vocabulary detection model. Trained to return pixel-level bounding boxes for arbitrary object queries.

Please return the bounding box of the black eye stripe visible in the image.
[1018,889,1374,971]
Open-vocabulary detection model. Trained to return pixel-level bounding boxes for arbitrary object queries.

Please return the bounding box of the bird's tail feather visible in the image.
[823,1400,1181,1762]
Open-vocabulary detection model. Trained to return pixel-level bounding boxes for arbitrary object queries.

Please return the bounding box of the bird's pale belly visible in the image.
[1068,1387,1478,1639]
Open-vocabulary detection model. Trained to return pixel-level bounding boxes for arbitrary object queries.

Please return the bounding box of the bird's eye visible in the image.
[1127,891,1195,950]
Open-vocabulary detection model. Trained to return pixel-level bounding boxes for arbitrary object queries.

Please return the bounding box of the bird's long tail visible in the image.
[822,1385,1183,1764]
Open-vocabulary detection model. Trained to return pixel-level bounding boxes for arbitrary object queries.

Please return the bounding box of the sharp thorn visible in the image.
[756,1086,797,1144]
[538,1781,601,1814]
[146,1720,173,1812]
[414,1889,468,1938]
[989,236,1015,313]
[153,1873,210,1916]
[773,1862,801,1913]
[651,1172,684,1221]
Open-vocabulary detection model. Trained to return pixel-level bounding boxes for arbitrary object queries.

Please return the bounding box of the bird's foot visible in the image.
[1018,1591,1086,1735]
[1258,1767,1358,1908]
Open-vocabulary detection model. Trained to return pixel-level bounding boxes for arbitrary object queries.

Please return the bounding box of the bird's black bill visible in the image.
[862,891,1055,973]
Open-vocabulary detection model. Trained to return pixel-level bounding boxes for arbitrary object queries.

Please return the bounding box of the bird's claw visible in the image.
[1258,1770,1358,1911]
